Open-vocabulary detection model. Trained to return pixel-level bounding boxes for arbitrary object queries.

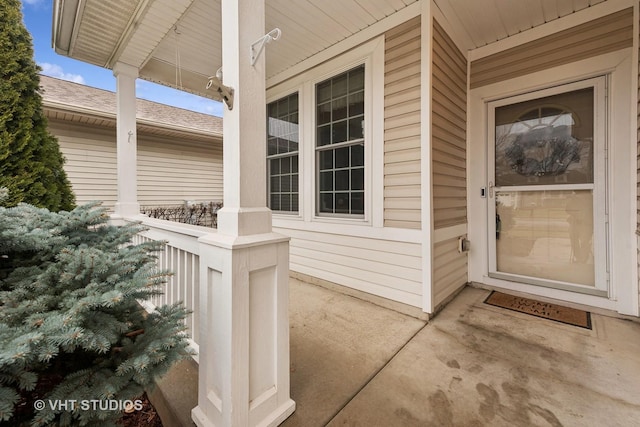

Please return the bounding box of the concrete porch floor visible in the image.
[151,278,640,426]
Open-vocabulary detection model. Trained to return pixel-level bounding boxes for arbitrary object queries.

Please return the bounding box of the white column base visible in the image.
[216,207,273,237]
[113,202,140,218]
[192,232,294,427]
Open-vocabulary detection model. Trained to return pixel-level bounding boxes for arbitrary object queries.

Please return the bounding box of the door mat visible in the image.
[484,291,592,329]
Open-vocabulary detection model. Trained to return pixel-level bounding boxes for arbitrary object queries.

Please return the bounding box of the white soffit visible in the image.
[434,0,609,51]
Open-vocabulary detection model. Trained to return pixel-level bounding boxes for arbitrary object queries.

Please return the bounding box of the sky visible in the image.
[20,0,224,117]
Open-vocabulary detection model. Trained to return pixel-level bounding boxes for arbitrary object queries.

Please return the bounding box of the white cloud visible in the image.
[21,0,46,7]
[39,63,86,85]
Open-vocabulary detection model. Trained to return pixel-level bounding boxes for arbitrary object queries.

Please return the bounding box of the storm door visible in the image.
[488,78,608,295]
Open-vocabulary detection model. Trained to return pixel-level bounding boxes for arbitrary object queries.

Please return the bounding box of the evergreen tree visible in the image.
[0,202,191,426]
[0,0,75,212]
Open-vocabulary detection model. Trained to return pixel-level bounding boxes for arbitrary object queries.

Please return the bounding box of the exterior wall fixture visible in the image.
[250,28,281,66]
[206,67,234,110]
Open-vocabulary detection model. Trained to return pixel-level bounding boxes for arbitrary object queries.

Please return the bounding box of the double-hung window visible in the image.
[267,93,299,213]
[316,65,365,216]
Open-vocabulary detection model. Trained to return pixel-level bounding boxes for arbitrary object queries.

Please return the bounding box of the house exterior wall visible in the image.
[54,123,118,208]
[470,8,633,89]
[384,16,422,230]
[137,137,223,206]
[431,18,468,307]
[269,14,426,310]
[467,5,638,316]
[51,120,223,210]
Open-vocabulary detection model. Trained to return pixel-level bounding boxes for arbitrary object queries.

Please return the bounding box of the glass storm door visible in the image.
[488,78,608,295]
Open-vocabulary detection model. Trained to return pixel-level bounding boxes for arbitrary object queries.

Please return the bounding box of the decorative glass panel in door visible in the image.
[488,78,607,294]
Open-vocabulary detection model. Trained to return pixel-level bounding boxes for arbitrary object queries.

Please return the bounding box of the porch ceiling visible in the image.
[53,0,612,101]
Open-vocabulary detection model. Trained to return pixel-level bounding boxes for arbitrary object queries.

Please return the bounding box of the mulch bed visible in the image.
[117,392,163,427]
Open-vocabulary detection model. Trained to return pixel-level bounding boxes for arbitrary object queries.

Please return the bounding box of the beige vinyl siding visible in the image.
[431,20,468,307]
[432,19,467,230]
[137,136,222,205]
[433,236,467,306]
[471,8,634,89]
[384,16,421,229]
[276,227,423,307]
[53,121,222,210]
[54,123,118,209]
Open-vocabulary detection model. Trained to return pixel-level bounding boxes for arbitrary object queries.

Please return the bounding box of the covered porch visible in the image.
[51,0,640,425]
[153,277,640,426]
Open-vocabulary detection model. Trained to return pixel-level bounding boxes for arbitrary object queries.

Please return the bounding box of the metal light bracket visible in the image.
[206,69,234,110]
[250,28,281,66]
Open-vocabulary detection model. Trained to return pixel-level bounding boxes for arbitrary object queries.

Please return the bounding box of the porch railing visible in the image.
[130,216,212,361]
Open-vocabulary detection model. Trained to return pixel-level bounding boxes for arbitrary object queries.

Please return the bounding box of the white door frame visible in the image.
[486,77,608,296]
[467,49,638,316]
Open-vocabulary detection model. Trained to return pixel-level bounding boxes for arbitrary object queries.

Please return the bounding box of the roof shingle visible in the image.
[39,75,223,136]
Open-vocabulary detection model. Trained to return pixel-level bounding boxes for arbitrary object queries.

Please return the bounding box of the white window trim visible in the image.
[266,89,303,220]
[267,35,385,228]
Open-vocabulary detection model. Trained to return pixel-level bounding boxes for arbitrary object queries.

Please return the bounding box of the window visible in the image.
[316,65,365,216]
[267,93,299,212]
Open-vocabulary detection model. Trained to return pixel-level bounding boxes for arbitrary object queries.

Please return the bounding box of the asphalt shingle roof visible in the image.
[39,75,223,136]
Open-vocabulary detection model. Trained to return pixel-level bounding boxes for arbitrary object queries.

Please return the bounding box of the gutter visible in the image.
[51,0,83,56]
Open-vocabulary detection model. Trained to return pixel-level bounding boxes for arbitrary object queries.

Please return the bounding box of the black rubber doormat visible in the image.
[484,291,592,329]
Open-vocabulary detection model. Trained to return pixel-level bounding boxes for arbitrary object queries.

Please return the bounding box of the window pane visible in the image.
[333,121,348,143]
[277,98,288,117]
[349,66,365,91]
[291,155,299,173]
[335,193,349,213]
[332,97,348,121]
[332,74,348,98]
[281,194,291,211]
[335,147,349,168]
[292,194,299,211]
[291,173,299,191]
[281,156,291,174]
[281,176,291,192]
[351,168,364,190]
[495,87,594,186]
[270,158,280,174]
[496,189,594,286]
[268,103,278,118]
[270,176,280,192]
[320,171,333,191]
[289,93,299,113]
[349,117,364,140]
[351,144,364,167]
[317,81,331,103]
[348,92,364,116]
[317,125,331,146]
[268,138,277,156]
[351,192,364,214]
[335,170,349,191]
[320,150,333,170]
[318,102,332,125]
[270,194,280,211]
[320,193,333,212]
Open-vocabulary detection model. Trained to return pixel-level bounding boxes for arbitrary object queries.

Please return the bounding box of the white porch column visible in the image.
[112,62,140,218]
[192,0,295,426]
